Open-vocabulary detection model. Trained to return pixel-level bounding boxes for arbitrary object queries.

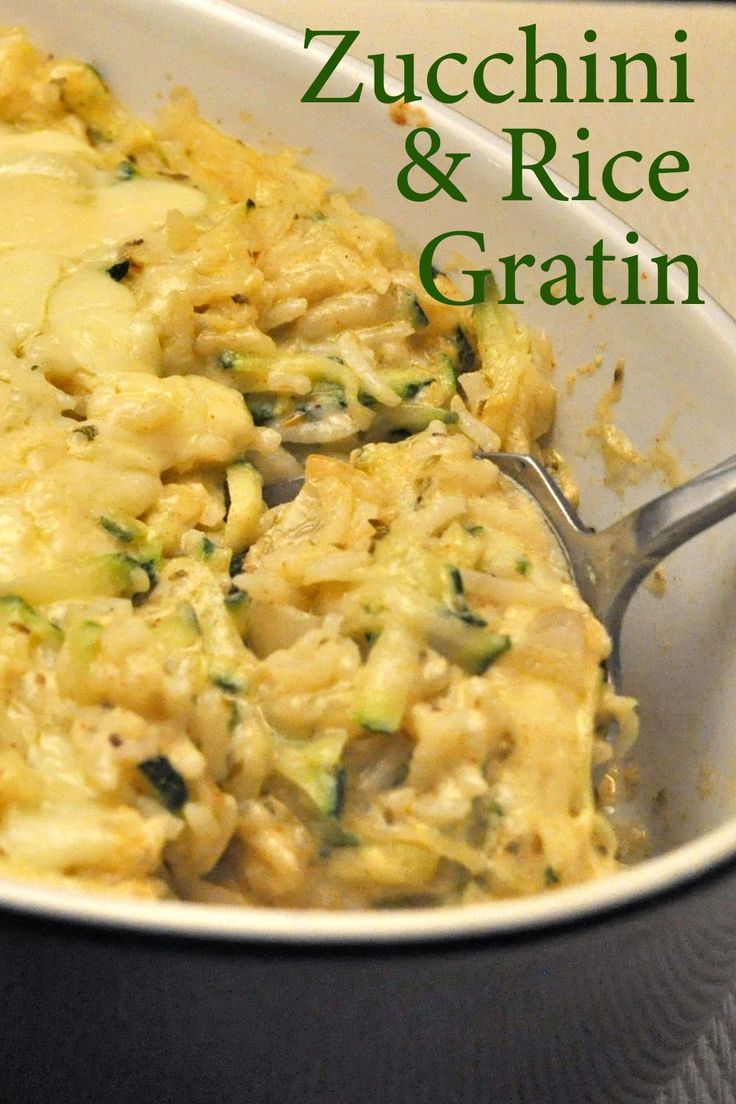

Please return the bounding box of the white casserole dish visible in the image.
[0,3,734,1101]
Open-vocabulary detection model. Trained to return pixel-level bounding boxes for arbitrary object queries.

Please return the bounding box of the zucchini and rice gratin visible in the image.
[0,29,637,908]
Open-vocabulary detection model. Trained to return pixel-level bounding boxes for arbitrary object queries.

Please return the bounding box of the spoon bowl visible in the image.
[263,449,736,690]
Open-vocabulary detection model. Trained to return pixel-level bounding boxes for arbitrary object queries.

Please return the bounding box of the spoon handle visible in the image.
[595,452,736,641]
[605,452,736,576]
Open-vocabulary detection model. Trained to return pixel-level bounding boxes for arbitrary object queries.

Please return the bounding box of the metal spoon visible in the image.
[263,452,736,688]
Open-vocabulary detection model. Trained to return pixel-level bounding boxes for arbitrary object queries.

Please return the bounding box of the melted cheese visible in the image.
[0,124,206,382]
[0,121,254,581]
[0,125,205,256]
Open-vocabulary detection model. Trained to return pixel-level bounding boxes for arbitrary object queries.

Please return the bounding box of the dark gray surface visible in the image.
[4,860,736,1104]
[661,993,736,1104]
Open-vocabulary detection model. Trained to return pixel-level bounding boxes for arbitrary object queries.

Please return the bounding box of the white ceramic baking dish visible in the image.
[0,4,734,1101]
